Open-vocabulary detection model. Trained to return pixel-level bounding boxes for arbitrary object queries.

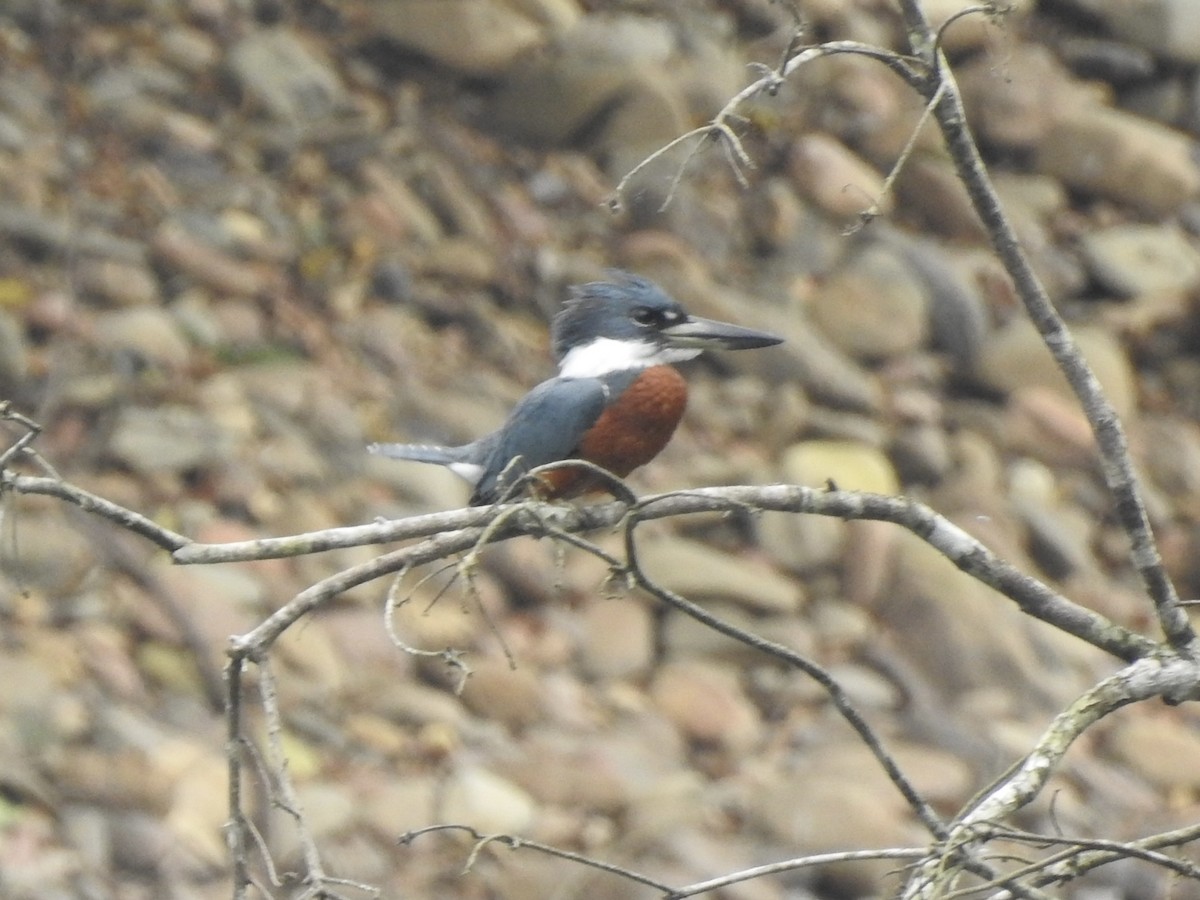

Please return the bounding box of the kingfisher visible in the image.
[369,272,782,505]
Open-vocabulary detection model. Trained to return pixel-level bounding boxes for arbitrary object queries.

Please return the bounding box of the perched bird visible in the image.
[369,272,782,505]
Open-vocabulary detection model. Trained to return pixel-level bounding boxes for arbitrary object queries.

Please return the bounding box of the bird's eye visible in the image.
[632,307,659,326]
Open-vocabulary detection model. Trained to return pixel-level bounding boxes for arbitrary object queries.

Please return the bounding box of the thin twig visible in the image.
[896,0,1193,650]
[667,848,928,898]
[226,655,250,900]
[608,40,927,210]
[383,562,473,692]
[399,824,675,893]
[5,473,190,551]
[618,508,946,839]
[904,654,1200,898]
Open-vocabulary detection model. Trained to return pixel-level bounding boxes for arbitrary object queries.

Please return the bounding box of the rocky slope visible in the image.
[3,0,1200,897]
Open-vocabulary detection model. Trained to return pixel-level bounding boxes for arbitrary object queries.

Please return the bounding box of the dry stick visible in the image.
[4,466,1152,663]
[609,41,926,211]
[951,826,1200,896]
[619,509,1056,900]
[902,652,1200,900]
[666,848,928,899]
[895,0,1192,650]
[399,825,676,893]
[221,485,1153,663]
[1029,821,1200,888]
[253,655,381,900]
[226,655,251,900]
[5,473,190,551]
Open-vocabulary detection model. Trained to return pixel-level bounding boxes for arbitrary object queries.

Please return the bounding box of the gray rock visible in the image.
[975,319,1138,423]
[1078,224,1200,297]
[0,309,29,397]
[636,536,804,614]
[366,0,554,77]
[809,241,931,361]
[1036,104,1200,216]
[107,405,232,474]
[227,29,349,123]
[1074,0,1200,64]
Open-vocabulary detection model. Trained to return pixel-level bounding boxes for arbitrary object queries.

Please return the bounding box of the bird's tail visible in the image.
[367,442,459,465]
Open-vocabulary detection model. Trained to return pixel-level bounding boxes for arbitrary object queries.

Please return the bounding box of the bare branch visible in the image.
[608,40,927,210]
[399,824,675,893]
[210,484,1152,662]
[5,472,190,551]
[893,1,1194,649]
[956,825,1200,893]
[226,655,251,900]
[904,654,1200,898]
[848,77,946,234]
[667,848,928,898]
[383,563,473,692]
[1029,821,1200,888]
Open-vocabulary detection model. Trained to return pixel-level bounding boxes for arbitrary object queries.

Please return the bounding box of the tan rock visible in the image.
[781,439,900,495]
[650,660,762,751]
[1036,104,1200,216]
[809,242,930,360]
[789,132,889,221]
[1107,712,1200,791]
[440,765,536,834]
[367,0,549,77]
[577,597,655,680]
[459,657,546,730]
[636,536,804,614]
[975,319,1138,423]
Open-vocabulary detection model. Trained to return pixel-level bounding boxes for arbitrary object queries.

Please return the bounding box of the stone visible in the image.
[0,309,29,396]
[975,319,1138,423]
[577,597,655,680]
[75,258,160,307]
[958,45,1081,151]
[895,238,989,369]
[788,132,889,221]
[781,439,900,495]
[227,29,348,123]
[107,405,233,474]
[440,765,536,834]
[1036,104,1200,216]
[895,154,987,240]
[1003,386,1100,467]
[650,660,762,751]
[367,0,551,77]
[459,657,546,730]
[1078,224,1200,298]
[1078,0,1200,64]
[360,776,439,838]
[0,506,96,597]
[768,322,884,413]
[635,536,804,614]
[924,0,1032,55]
[808,242,930,360]
[868,529,1070,707]
[1107,712,1200,790]
[93,306,192,372]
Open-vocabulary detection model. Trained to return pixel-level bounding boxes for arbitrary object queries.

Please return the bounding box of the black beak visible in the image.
[660,315,783,351]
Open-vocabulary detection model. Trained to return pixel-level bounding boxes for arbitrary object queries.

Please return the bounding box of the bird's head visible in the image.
[552,273,782,378]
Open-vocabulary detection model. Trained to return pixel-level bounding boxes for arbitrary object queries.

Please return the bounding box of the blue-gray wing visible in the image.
[471,375,610,505]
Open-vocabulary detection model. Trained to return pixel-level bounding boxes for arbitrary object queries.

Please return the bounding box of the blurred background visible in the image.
[3,0,1200,897]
